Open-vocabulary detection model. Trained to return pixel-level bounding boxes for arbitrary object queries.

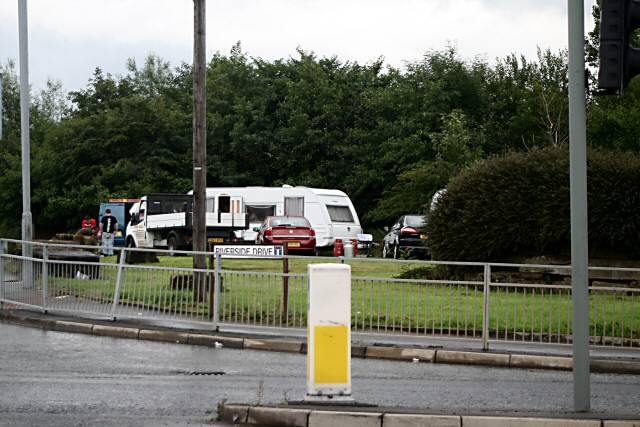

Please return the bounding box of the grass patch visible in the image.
[147,255,414,278]
[40,255,640,342]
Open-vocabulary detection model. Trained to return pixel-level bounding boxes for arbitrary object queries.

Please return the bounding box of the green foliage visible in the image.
[0,38,637,244]
[370,110,483,222]
[485,48,569,151]
[0,61,59,238]
[588,80,640,151]
[1,60,193,236]
[427,146,640,262]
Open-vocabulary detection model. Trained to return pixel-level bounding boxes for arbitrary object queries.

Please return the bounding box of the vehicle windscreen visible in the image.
[270,217,310,227]
[405,215,426,228]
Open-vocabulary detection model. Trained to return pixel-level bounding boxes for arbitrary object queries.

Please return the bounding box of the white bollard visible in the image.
[305,263,353,403]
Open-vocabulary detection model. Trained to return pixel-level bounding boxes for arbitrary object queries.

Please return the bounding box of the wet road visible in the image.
[1,323,639,426]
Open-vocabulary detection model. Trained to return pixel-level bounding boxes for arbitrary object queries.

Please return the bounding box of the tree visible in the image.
[484,48,569,153]
[30,57,192,234]
[34,79,69,122]
[370,110,484,223]
[0,61,57,238]
[1,37,639,241]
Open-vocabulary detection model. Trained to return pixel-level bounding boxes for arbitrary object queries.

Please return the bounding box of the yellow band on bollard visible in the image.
[314,325,349,384]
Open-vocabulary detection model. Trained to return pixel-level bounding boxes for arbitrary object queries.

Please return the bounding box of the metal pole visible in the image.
[192,0,207,291]
[18,0,33,288]
[110,248,127,320]
[568,0,590,412]
[0,240,5,303]
[482,263,491,351]
[208,246,215,320]
[213,252,221,331]
[282,246,289,325]
[42,245,48,313]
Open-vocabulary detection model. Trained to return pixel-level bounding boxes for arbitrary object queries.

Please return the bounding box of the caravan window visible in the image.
[246,205,276,223]
[326,205,354,223]
[284,197,304,216]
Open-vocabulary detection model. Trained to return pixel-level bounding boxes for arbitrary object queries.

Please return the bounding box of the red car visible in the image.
[254,216,316,255]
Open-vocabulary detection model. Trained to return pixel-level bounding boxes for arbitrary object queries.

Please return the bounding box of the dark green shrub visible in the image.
[426,146,640,261]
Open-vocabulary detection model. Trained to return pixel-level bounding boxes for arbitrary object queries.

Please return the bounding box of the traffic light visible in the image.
[598,0,640,93]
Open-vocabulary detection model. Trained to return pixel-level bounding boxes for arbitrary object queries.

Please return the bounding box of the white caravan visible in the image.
[203,186,363,250]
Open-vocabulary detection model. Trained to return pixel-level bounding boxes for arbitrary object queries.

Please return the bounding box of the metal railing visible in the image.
[487,262,640,348]
[1,238,639,350]
[0,239,223,327]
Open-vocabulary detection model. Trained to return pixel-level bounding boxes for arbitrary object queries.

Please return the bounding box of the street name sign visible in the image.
[212,245,284,258]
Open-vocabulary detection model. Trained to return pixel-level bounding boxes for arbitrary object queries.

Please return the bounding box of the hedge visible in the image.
[426,146,640,262]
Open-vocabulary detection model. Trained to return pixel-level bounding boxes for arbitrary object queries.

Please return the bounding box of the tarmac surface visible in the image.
[1,321,639,426]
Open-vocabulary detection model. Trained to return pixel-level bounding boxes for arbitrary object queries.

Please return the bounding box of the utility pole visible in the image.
[19,0,33,288]
[568,0,590,412]
[193,0,207,297]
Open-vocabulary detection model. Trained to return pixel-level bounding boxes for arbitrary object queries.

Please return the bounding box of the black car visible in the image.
[382,214,428,259]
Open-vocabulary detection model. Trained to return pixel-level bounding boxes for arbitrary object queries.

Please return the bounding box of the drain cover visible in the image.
[187,371,225,376]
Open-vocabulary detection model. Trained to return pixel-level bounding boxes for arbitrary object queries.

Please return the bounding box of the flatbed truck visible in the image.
[125,193,247,251]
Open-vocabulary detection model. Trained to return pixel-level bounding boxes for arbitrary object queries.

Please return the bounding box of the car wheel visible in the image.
[167,236,178,257]
[126,237,136,248]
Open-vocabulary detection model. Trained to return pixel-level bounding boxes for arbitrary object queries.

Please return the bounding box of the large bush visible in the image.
[426,147,640,262]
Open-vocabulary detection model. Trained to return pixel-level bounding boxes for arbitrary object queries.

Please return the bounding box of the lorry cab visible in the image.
[127,194,194,249]
[126,198,149,248]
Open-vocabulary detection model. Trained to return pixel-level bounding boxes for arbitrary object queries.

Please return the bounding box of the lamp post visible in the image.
[568,0,590,412]
[18,0,33,288]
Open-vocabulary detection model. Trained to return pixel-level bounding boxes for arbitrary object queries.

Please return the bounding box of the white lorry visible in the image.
[201,186,363,251]
[125,193,247,251]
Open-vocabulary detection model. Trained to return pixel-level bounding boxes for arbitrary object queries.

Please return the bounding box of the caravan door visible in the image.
[210,194,246,228]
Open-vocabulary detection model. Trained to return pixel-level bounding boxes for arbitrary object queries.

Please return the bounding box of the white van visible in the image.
[203,186,363,250]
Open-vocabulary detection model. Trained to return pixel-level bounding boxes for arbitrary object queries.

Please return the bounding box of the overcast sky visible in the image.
[1,0,596,92]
